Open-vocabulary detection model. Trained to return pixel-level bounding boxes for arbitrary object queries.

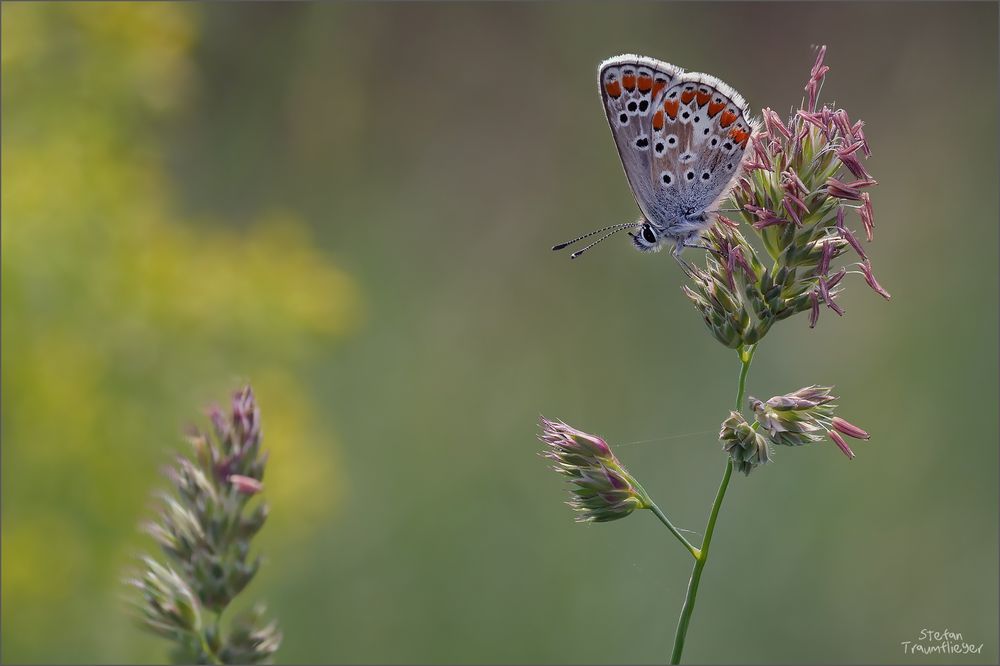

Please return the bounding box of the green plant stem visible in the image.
[194,610,224,665]
[649,500,701,560]
[670,343,756,664]
[198,631,223,665]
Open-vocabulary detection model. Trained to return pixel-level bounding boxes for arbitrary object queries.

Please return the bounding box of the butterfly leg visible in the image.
[671,242,699,278]
[682,242,717,253]
[675,238,722,258]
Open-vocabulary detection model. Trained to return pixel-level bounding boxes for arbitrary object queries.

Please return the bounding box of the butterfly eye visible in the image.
[642,226,657,244]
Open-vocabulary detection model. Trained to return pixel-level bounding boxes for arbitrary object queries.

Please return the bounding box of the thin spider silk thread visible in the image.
[612,429,716,449]
[614,430,714,538]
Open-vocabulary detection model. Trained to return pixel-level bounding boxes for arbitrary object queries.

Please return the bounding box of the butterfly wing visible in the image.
[599,55,683,221]
[648,73,753,228]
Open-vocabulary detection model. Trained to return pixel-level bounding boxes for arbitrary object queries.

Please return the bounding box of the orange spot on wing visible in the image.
[622,73,636,91]
[663,99,680,119]
[651,80,667,98]
[696,91,711,106]
[680,89,696,104]
[707,101,726,117]
[720,110,738,128]
[729,128,750,145]
[652,110,664,131]
[604,80,622,98]
[637,75,653,92]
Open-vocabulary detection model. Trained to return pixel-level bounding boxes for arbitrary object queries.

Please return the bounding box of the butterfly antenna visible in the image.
[569,226,634,259]
[552,222,639,251]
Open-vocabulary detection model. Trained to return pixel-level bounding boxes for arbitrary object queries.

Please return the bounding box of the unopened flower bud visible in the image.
[229,474,263,495]
[719,411,771,476]
[858,259,891,300]
[832,416,870,440]
[829,430,856,460]
[539,417,650,522]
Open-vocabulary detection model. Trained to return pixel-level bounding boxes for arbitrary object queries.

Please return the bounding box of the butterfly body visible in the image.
[594,55,753,256]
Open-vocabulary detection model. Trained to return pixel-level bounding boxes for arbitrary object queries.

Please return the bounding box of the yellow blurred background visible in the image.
[2,3,997,664]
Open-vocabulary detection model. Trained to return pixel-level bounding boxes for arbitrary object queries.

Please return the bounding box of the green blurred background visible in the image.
[2,2,997,664]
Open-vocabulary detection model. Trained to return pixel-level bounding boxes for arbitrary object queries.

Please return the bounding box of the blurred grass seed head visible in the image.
[127,386,281,664]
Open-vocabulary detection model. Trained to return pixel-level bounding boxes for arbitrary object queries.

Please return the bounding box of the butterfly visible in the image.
[553,55,754,260]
